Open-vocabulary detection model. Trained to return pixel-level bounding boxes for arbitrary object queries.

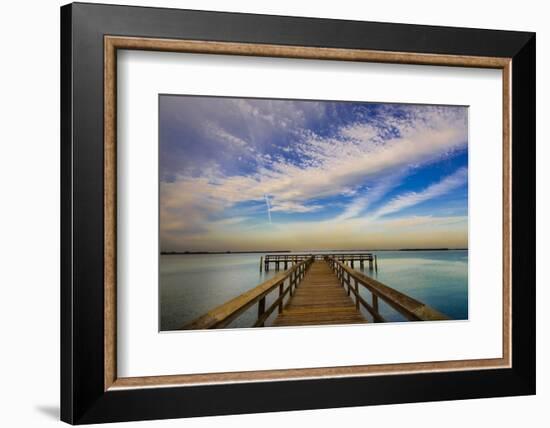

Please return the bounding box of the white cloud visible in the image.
[207,123,248,147]
[165,106,466,213]
[335,172,405,221]
[269,200,323,213]
[373,167,468,218]
[160,104,468,249]
[264,194,272,224]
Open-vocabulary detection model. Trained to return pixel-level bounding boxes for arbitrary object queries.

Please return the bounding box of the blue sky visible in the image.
[160,95,468,251]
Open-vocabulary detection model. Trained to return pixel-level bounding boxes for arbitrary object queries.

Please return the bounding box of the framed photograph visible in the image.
[61,2,535,424]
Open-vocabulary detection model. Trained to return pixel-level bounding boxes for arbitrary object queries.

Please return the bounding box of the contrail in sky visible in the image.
[264,194,272,224]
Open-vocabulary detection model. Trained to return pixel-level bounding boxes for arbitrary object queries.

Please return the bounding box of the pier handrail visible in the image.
[262,252,377,273]
[326,257,449,322]
[183,256,315,329]
[264,253,374,260]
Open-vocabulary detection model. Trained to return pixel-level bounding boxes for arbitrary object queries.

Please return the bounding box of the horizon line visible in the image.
[161,247,468,254]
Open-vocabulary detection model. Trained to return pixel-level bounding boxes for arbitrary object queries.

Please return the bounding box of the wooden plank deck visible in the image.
[272,261,367,327]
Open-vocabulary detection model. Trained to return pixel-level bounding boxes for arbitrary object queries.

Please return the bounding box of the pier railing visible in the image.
[183,256,314,329]
[326,257,448,322]
[262,252,377,272]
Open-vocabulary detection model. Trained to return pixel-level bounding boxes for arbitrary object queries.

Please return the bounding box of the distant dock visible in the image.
[183,253,448,329]
[260,253,378,272]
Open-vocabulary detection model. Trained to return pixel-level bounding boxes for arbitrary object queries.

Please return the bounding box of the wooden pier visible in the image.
[272,260,367,326]
[183,254,448,330]
[261,253,378,272]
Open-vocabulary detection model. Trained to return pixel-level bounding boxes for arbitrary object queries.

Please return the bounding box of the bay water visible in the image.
[160,250,468,331]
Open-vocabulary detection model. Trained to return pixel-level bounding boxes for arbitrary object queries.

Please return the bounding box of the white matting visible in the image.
[117,50,503,378]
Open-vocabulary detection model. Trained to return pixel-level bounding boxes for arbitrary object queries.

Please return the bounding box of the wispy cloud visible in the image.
[159,98,468,251]
[264,194,272,224]
[373,167,468,218]
[207,122,248,148]
[335,172,405,221]
[163,214,468,252]
[164,106,466,211]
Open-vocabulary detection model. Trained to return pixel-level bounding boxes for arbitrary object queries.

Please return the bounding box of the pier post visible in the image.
[260,256,263,272]
[278,283,284,313]
[375,255,378,272]
[257,297,266,327]
[284,261,288,270]
[351,260,354,269]
[360,260,364,268]
[289,272,294,296]
[369,259,373,270]
[354,279,360,309]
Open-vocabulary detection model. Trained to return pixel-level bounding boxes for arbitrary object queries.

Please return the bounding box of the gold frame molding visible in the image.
[104,35,512,391]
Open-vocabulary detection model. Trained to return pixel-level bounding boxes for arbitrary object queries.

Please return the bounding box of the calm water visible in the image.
[160,250,468,331]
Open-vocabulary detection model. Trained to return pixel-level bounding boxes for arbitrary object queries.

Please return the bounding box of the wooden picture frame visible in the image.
[61,2,535,424]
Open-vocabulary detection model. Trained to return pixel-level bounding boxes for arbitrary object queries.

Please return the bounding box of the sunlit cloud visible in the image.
[159,97,468,251]
[165,214,468,252]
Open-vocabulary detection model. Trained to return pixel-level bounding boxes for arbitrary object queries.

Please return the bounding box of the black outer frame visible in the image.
[60,2,535,424]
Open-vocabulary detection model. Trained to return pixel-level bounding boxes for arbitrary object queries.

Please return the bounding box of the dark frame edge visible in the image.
[510,32,536,393]
[77,369,535,425]
[61,3,74,425]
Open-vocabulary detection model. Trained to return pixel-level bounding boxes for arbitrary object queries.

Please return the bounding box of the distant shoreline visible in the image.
[161,248,468,255]
[161,250,291,255]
